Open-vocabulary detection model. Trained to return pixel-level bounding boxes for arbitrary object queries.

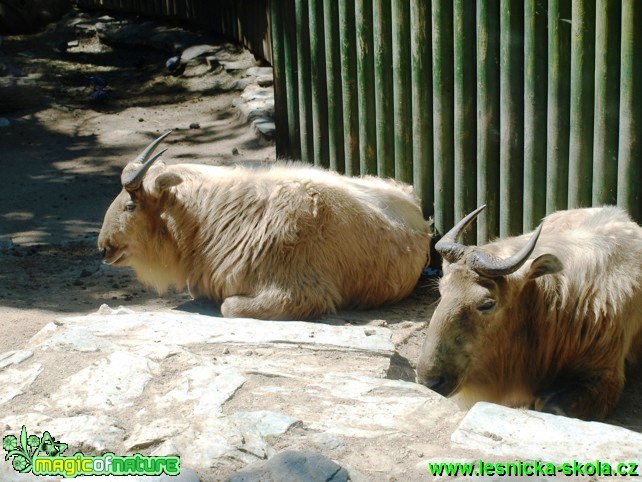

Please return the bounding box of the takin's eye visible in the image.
[124,201,137,212]
[476,298,496,313]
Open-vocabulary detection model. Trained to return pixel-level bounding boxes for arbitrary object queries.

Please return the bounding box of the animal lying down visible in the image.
[98,132,431,320]
[417,205,642,420]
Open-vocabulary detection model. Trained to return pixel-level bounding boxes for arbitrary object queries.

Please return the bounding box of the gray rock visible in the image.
[452,402,642,464]
[0,117,10,127]
[225,450,348,482]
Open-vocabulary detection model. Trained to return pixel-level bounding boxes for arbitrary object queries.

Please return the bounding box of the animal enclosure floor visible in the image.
[0,9,640,480]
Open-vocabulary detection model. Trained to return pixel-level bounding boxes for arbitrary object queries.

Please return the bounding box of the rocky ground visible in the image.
[0,7,641,482]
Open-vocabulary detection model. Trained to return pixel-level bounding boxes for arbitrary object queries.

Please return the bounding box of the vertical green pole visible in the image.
[374,0,394,178]
[432,0,454,234]
[295,0,313,164]
[568,0,595,208]
[592,0,620,206]
[323,0,345,173]
[546,0,571,214]
[454,0,477,243]
[309,0,329,168]
[411,0,433,217]
[283,0,301,159]
[523,0,547,231]
[356,0,377,175]
[476,0,500,244]
[392,0,413,184]
[499,0,524,237]
[339,0,360,175]
[617,0,642,221]
[269,0,289,158]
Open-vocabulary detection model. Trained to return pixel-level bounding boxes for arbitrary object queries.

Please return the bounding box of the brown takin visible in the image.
[98,132,431,320]
[417,205,642,420]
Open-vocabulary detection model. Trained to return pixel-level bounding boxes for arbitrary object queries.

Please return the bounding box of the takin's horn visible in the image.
[435,205,487,263]
[467,222,544,277]
[121,131,172,191]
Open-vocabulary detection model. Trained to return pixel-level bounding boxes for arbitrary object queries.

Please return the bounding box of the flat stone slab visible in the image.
[452,402,642,464]
[1,306,463,480]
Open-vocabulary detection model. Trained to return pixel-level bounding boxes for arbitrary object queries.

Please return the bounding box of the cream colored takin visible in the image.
[417,205,642,420]
[98,132,431,320]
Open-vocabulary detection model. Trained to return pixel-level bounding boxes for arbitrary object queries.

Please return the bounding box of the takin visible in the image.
[98,132,431,320]
[416,205,642,420]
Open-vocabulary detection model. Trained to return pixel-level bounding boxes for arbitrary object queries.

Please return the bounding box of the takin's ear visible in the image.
[154,172,183,192]
[526,254,563,280]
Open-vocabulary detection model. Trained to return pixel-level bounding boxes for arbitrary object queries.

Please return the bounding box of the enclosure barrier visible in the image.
[76,0,641,241]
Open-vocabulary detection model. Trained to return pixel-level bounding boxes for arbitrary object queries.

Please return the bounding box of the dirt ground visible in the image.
[0,7,640,462]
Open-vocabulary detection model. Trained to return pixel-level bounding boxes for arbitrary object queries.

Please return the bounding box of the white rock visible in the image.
[51,351,155,411]
[452,402,642,464]
[46,415,125,453]
[124,418,189,451]
[0,363,42,405]
[54,312,395,356]
[245,66,273,77]
[157,364,245,416]
[230,410,301,438]
[0,350,33,369]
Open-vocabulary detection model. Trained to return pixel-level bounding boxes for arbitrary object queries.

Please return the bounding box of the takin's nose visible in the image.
[421,376,449,396]
[98,245,109,259]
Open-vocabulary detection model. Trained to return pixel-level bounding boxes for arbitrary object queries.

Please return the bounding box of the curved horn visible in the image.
[120,131,172,191]
[121,148,168,191]
[131,131,172,165]
[467,222,544,277]
[435,205,487,263]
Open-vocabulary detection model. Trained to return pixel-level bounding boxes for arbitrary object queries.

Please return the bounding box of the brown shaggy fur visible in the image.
[417,206,642,420]
[98,161,431,320]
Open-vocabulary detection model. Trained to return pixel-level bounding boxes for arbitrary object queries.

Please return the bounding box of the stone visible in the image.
[55,311,395,356]
[51,351,155,411]
[252,119,275,141]
[124,418,190,451]
[0,350,33,369]
[230,411,301,439]
[451,402,642,464]
[225,450,349,482]
[0,363,42,405]
[245,67,273,77]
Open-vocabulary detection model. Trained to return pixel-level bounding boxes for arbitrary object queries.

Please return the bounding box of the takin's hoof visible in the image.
[531,391,570,417]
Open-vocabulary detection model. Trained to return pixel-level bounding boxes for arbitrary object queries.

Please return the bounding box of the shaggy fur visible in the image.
[417,206,642,420]
[98,161,431,320]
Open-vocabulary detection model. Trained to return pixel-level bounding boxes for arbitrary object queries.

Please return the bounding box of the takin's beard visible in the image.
[129,249,188,296]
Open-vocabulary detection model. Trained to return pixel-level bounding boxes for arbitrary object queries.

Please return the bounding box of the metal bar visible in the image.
[592,0,621,206]
[356,0,377,175]
[546,0,571,214]
[392,0,413,184]
[454,0,477,243]
[269,0,289,158]
[523,0,547,230]
[568,0,595,208]
[499,0,524,236]
[617,0,642,221]
[431,0,454,234]
[374,0,394,178]
[295,0,313,163]
[309,0,329,167]
[338,0,360,175]
[411,0,433,217]
[476,0,500,244]
[282,0,301,159]
[323,0,345,173]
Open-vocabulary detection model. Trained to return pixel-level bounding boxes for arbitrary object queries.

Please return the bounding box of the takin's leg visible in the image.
[532,367,625,420]
[220,286,336,321]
